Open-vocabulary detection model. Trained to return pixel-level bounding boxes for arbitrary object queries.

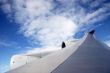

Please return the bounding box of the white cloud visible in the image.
[0,39,13,47]
[80,6,110,24]
[10,0,53,24]
[1,3,11,14]
[0,39,21,49]
[21,15,77,46]
[0,41,11,47]
[25,0,52,16]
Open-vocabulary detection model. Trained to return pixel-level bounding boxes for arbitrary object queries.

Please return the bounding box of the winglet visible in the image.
[89,30,95,35]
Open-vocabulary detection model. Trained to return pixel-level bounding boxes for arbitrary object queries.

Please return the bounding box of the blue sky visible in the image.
[0,0,110,73]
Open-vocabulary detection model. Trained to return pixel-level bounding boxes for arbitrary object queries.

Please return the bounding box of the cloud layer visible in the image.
[0,0,110,48]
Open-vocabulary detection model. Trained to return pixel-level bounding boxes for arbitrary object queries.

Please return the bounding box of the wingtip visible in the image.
[89,30,95,34]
